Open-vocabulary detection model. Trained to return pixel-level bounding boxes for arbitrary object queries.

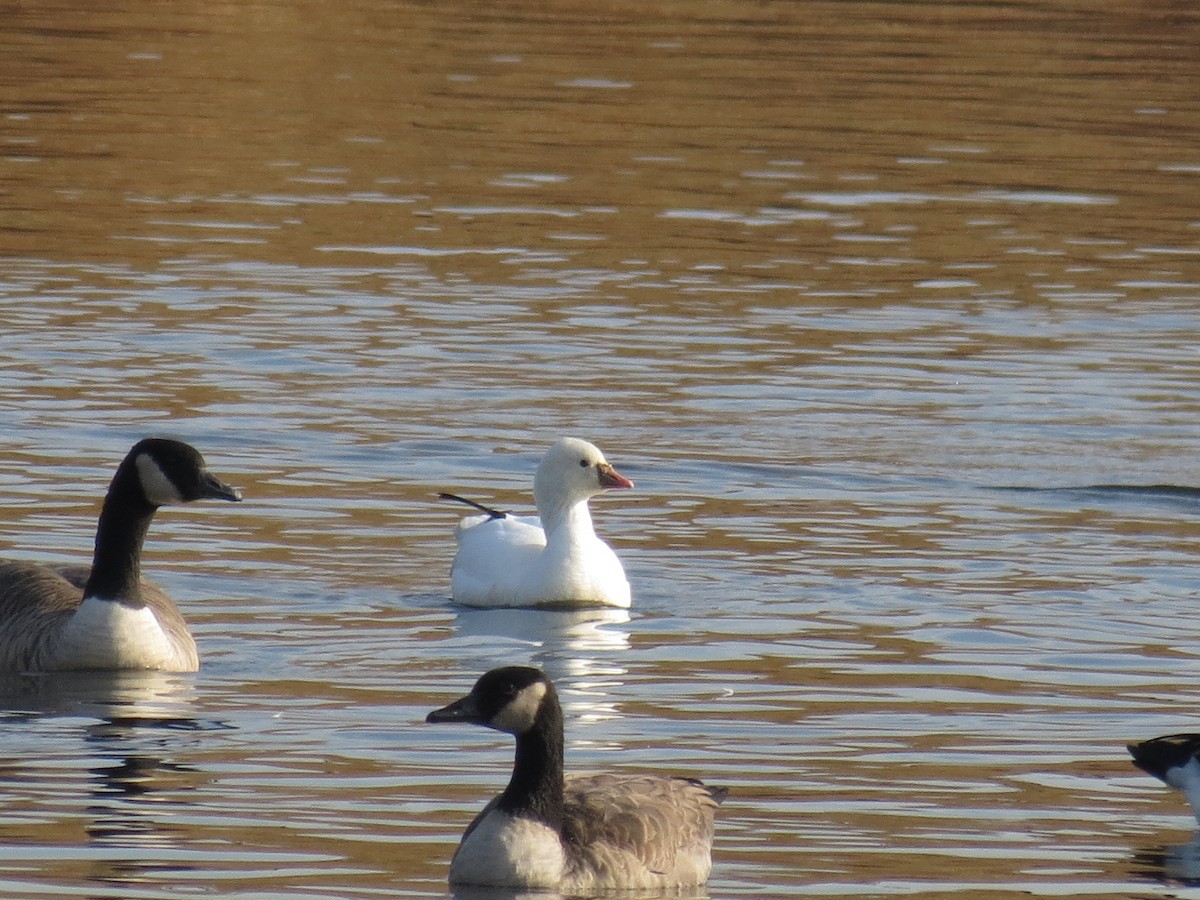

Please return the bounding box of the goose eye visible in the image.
[579,459,590,468]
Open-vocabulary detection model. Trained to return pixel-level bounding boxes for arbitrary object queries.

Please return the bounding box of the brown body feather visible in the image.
[0,561,195,671]
[561,772,723,888]
[453,772,723,890]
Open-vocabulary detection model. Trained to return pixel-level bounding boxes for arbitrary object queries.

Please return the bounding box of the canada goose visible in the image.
[0,438,241,672]
[1129,734,1200,821]
[440,437,634,609]
[426,665,725,891]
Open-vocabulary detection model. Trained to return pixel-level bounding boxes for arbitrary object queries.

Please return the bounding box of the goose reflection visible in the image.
[85,752,198,847]
[1132,835,1200,887]
[0,669,198,717]
[0,670,214,881]
[452,606,631,721]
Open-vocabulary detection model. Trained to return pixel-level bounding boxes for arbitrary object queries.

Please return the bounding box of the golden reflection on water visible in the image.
[3,0,1196,290]
[1,0,1200,897]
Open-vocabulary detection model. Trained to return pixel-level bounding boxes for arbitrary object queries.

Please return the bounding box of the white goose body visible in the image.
[1129,733,1200,821]
[445,438,634,609]
[427,666,725,891]
[0,438,241,672]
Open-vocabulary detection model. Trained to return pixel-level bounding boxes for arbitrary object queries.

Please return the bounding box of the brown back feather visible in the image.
[561,772,722,884]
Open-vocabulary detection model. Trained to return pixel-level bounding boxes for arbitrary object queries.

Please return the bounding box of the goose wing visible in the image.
[0,562,85,669]
[561,772,722,886]
[450,514,546,607]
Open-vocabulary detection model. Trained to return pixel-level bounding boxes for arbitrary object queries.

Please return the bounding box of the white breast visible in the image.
[55,596,190,670]
[449,809,566,888]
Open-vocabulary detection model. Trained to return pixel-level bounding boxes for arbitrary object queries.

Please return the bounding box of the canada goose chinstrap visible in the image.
[441,437,634,609]
[426,665,725,891]
[0,438,241,672]
[1129,733,1200,822]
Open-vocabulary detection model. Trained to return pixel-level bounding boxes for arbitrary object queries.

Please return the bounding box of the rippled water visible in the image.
[2,1,1200,897]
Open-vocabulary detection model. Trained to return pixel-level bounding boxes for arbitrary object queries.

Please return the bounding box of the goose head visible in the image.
[121,438,243,508]
[532,438,632,520]
[427,665,553,736]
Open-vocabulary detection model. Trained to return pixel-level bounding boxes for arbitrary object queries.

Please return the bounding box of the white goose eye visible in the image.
[579,459,590,468]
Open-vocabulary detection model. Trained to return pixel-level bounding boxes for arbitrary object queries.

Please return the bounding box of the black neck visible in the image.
[498,694,566,828]
[82,463,156,606]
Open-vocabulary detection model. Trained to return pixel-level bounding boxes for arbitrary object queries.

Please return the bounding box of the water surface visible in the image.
[2,1,1200,897]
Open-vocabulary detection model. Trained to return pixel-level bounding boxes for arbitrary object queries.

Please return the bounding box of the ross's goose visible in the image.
[442,437,633,609]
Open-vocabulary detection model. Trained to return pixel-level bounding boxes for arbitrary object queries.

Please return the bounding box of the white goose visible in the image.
[441,438,634,609]
[426,665,725,891]
[0,438,241,672]
[1129,733,1200,821]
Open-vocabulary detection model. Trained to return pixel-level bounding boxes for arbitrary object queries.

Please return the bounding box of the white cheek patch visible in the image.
[135,454,184,506]
[490,681,548,734]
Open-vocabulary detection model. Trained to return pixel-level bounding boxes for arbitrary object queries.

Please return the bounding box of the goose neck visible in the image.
[83,469,156,605]
[499,695,566,829]
[535,493,592,542]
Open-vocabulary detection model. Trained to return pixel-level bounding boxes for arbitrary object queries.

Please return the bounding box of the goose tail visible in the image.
[438,492,507,520]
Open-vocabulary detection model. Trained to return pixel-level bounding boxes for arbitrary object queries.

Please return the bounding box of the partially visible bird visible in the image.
[1129,733,1200,822]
